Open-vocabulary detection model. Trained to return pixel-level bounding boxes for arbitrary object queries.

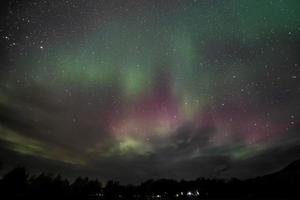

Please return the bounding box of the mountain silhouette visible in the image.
[244,158,300,199]
[256,158,300,182]
[281,158,300,172]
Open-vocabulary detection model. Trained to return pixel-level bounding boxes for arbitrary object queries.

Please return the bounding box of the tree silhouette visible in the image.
[0,167,28,198]
[1,159,300,199]
[71,176,102,199]
[103,180,121,200]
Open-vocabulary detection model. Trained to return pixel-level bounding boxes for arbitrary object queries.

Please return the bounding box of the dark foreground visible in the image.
[1,158,300,200]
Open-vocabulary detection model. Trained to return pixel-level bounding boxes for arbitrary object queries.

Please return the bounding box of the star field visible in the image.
[0,0,299,183]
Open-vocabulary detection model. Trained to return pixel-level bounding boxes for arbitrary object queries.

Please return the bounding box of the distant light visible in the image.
[40,46,44,49]
[187,191,192,196]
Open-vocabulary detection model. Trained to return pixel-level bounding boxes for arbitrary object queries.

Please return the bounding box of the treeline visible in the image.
[0,167,299,199]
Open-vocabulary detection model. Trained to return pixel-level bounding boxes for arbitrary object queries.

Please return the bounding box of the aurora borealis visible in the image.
[0,0,299,183]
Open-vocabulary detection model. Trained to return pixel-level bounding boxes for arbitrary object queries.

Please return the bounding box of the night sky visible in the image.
[0,0,299,183]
